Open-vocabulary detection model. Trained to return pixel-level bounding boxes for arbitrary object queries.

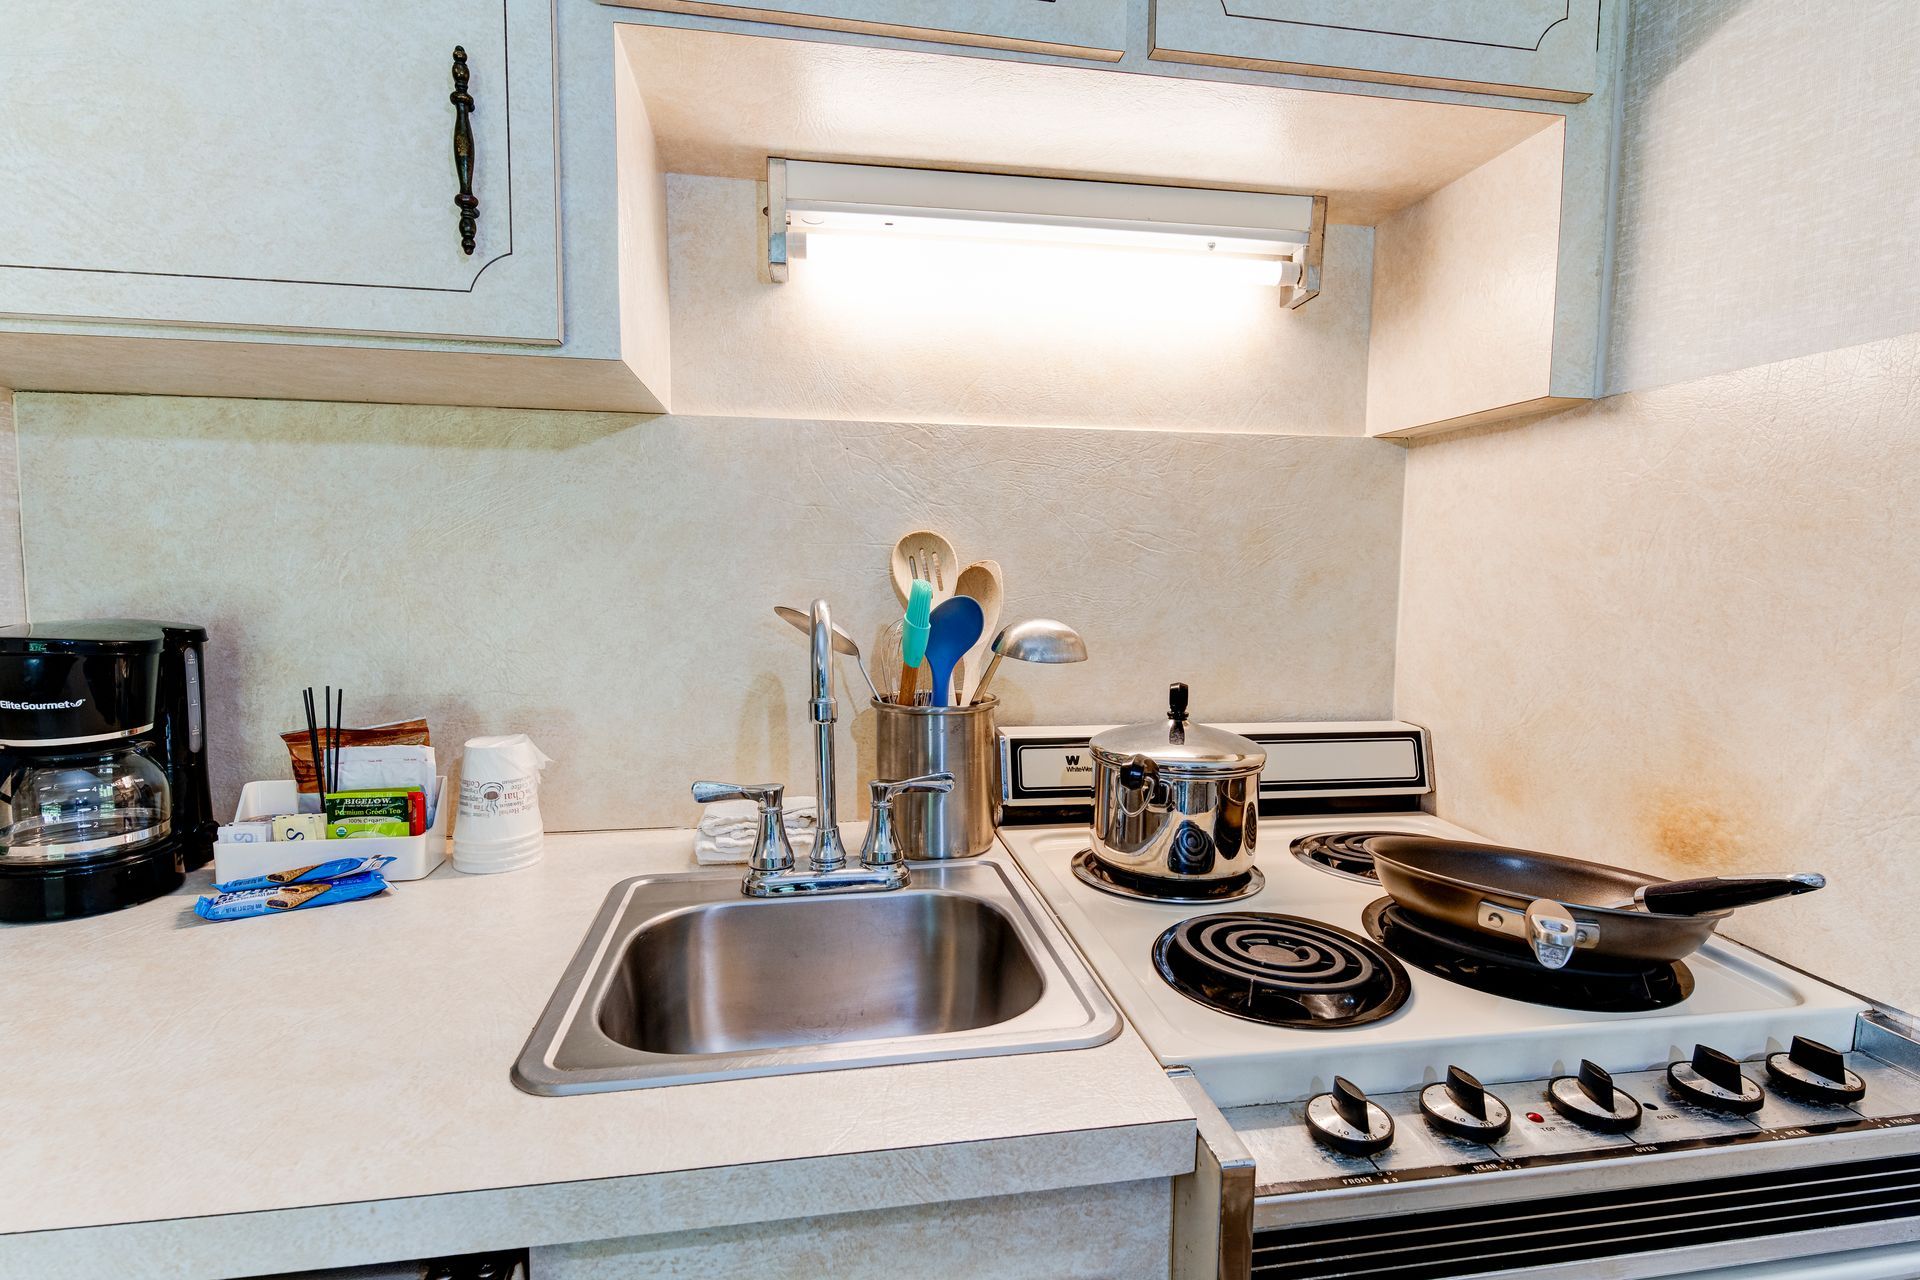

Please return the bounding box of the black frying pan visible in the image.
[1364,835,1824,970]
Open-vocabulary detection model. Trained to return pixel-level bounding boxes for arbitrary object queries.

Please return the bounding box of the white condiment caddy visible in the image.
[210,777,450,884]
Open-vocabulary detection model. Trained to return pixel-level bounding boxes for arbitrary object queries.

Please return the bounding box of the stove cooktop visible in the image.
[1005,812,1870,1109]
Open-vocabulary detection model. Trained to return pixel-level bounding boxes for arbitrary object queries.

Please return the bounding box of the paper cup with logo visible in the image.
[453,734,552,873]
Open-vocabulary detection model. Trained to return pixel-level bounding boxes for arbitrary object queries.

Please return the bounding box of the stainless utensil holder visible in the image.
[872,695,1000,859]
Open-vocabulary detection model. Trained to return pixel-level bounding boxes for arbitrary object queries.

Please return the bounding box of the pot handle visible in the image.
[1117,755,1164,817]
[1637,873,1826,915]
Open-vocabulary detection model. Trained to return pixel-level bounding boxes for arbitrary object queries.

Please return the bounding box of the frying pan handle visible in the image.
[1638,873,1826,915]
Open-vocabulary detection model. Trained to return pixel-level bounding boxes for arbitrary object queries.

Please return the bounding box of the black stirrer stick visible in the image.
[304,687,328,813]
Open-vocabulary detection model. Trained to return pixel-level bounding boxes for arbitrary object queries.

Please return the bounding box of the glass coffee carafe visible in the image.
[0,743,172,867]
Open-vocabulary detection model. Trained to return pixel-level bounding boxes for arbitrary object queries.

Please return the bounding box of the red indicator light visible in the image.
[1526,1112,1546,1123]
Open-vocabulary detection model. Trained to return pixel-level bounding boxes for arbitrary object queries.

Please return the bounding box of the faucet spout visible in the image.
[808,598,851,872]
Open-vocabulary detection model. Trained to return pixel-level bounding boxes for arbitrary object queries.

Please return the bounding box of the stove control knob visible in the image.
[1420,1065,1512,1142]
[1766,1036,1865,1105]
[1306,1076,1394,1158]
[1548,1059,1642,1133]
[1667,1044,1764,1114]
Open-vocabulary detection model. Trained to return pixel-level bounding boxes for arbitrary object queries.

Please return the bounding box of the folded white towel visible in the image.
[694,796,821,864]
[697,797,817,829]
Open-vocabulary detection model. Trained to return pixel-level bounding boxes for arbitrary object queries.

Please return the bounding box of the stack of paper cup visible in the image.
[452,734,552,874]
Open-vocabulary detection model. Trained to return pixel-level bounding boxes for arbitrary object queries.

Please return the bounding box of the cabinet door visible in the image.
[597,0,1128,61]
[0,1,560,343]
[1151,0,1603,102]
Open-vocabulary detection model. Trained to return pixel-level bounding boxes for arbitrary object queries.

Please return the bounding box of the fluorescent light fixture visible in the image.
[767,159,1325,306]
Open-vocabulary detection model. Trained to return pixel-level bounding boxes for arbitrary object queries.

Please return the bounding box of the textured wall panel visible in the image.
[1398,332,1920,1012]
[1607,0,1920,394]
[15,395,1403,830]
[1367,125,1562,435]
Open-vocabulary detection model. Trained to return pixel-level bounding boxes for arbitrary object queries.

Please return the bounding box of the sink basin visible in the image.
[601,891,1045,1054]
[513,852,1121,1094]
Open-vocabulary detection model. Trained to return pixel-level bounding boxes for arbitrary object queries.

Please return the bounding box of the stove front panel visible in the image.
[1231,1041,1920,1199]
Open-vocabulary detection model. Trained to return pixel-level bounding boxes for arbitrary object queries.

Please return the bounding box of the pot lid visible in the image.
[1090,683,1266,775]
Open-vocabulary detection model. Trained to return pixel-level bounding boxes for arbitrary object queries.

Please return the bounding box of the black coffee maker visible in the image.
[0,621,215,922]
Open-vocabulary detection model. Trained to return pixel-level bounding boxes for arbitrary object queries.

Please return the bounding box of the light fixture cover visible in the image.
[768,159,1325,306]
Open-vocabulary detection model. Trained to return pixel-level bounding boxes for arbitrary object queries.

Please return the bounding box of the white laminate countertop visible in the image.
[0,830,1195,1279]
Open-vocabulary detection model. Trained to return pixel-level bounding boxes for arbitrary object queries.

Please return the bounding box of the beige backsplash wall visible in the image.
[8,158,1393,829]
[1397,0,1920,1010]
[15,396,1404,830]
[1397,334,1920,1009]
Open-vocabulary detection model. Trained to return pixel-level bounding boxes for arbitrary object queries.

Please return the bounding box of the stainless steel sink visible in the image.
[513,853,1121,1094]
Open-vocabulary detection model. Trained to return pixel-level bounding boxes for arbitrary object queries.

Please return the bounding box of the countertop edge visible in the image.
[1,1117,1198,1279]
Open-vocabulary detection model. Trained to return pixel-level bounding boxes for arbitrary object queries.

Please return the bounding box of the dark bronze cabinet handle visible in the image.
[450,46,478,255]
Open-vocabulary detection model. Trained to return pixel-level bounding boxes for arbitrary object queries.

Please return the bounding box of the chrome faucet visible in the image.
[808,598,853,872]
[690,598,953,897]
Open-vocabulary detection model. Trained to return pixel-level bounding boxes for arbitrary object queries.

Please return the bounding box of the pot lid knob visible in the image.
[1168,682,1189,744]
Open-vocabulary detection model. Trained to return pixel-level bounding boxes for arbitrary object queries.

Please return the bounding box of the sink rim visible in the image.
[512,850,1122,1096]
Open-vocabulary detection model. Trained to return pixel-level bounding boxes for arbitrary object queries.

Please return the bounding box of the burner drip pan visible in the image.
[1362,898,1694,1012]
[1152,913,1409,1028]
[1070,849,1264,904]
[1289,830,1401,882]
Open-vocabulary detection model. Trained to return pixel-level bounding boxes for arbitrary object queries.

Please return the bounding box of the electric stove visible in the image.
[996,719,1920,1279]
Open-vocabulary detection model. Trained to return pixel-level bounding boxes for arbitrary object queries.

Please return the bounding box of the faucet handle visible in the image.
[691,781,794,874]
[869,772,954,804]
[860,772,954,870]
[691,780,784,807]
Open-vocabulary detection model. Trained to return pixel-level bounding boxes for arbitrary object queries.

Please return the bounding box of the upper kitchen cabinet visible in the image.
[1150,0,1605,102]
[595,0,1129,61]
[0,0,560,343]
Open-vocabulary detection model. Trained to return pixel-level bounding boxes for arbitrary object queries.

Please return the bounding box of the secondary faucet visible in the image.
[691,598,953,897]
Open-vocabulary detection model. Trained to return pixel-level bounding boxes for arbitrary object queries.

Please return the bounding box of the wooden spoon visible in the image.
[890,529,959,606]
[954,559,1004,705]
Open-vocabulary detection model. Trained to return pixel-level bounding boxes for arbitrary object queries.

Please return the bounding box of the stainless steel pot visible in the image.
[1088,684,1265,891]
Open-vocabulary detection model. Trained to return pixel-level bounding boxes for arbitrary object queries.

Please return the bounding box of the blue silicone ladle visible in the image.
[924,594,985,707]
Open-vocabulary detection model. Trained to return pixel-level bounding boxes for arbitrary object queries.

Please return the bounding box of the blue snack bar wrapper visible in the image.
[193,871,389,922]
[212,855,394,893]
